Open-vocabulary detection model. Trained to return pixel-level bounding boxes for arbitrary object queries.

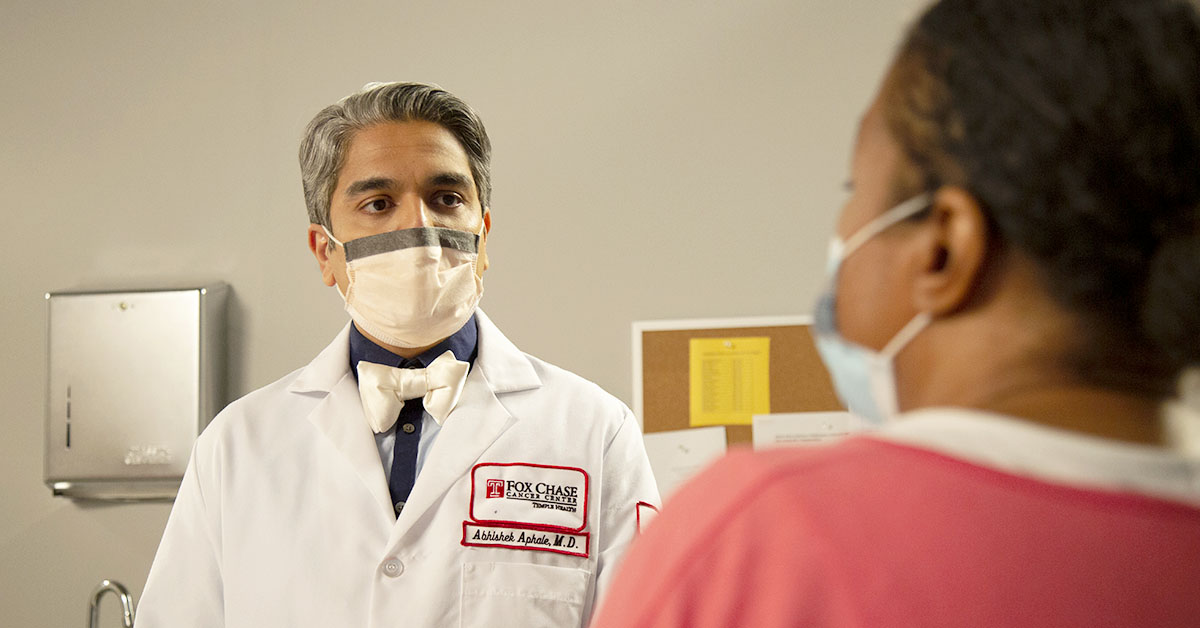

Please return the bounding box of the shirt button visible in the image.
[401,423,416,434]
[382,558,403,578]
[394,501,405,514]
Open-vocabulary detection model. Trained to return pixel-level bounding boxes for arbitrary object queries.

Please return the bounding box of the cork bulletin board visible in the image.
[632,317,843,446]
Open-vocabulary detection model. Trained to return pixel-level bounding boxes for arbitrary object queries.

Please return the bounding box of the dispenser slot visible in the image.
[65,386,72,448]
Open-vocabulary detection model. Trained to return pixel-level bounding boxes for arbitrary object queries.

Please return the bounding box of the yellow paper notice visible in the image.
[688,337,771,427]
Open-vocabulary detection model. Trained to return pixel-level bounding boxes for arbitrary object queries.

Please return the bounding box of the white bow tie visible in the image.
[356,350,470,433]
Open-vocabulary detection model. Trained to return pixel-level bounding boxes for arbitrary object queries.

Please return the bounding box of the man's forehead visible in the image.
[346,121,466,158]
[338,122,472,179]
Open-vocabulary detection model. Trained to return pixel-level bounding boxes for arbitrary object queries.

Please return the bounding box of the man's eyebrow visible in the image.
[428,172,473,190]
[343,177,397,198]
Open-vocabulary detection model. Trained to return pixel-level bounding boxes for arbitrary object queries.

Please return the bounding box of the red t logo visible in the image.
[486,479,505,499]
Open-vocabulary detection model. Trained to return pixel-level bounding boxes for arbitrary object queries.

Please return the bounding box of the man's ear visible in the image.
[307,223,338,287]
[910,186,989,315]
[478,209,492,273]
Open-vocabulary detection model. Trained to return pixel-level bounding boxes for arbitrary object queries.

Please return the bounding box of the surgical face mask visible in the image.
[813,193,932,424]
[324,223,485,349]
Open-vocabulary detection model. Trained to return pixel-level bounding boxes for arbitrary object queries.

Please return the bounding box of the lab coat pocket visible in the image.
[461,561,591,628]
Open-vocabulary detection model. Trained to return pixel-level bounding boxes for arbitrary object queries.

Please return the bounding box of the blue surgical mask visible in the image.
[813,193,933,424]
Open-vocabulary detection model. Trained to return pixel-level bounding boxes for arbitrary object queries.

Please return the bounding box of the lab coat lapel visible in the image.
[290,324,394,524]
[392,309,542,533]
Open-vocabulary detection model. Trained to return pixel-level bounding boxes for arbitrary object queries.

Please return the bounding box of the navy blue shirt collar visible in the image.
[349,314,479,376]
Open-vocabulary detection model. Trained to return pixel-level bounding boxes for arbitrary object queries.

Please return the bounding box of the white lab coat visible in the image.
[136,310,660,628]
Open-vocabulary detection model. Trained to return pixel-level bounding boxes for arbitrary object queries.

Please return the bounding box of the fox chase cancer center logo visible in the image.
[484,478,581,512]
[471,463,589,532]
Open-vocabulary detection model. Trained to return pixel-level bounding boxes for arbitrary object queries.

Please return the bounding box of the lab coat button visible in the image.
[382,558,403,578]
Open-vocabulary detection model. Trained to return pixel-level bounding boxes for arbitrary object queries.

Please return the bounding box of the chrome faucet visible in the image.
[88,580,136,628]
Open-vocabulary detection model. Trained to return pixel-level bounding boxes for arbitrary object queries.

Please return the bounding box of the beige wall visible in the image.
[0,1,923,624]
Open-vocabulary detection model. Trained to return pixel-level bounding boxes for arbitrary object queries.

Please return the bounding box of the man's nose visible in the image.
[392,195,431,230]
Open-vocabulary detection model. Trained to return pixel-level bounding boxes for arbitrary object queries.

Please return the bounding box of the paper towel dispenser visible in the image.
[44,285,228,499]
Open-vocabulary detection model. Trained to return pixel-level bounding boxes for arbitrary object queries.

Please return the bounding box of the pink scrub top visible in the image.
[591,410,1200,628]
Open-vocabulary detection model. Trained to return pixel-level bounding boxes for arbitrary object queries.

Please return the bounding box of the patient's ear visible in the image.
[911,186,989,315]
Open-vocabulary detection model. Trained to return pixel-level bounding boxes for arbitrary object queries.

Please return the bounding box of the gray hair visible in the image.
[299,82,492,228]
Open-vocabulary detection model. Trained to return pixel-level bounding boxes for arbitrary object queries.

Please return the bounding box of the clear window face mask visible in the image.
[322,223,485,348]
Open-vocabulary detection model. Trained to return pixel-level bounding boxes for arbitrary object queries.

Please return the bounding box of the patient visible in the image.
[591,0,1200,625]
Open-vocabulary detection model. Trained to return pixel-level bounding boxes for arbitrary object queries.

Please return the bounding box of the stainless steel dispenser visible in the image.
[44,285,229,499]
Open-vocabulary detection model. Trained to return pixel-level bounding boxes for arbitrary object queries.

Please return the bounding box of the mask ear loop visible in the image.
[469,217,487,275]
[322,225,351,300]
[880,311,932,359]
[322,225,345,250]
[839,192,936,359]
[841,193,933,259]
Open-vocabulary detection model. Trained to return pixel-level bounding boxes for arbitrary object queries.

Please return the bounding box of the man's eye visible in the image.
[434,193,464,208]
[362,198,393,213]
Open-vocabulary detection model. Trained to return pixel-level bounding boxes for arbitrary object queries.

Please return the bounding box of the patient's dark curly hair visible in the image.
[883,0,1200,393]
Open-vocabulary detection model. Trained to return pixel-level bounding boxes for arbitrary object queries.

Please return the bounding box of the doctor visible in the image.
[137,81,660,628]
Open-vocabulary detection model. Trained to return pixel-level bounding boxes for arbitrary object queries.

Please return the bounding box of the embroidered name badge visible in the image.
[462,522,590,558]
[470,463,589,532]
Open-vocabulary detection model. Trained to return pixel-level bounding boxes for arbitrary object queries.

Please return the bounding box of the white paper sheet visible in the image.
[752,412,860,449]
[642,426,728,499]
